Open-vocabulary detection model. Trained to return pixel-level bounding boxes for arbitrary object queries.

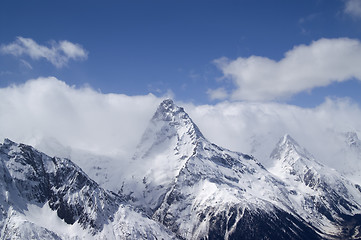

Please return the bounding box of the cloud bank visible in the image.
[213,38,361,101]
[0,77,161,159]
[0,37,88,68]
[1,77,360,179]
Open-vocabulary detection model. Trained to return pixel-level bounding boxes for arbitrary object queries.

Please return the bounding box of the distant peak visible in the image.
[270,134,312,160]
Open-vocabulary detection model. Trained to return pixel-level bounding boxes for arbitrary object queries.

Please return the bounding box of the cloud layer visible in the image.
[213,38,361,101]
[0,77,161,158]
[1,77,360,179]
[0,37,88,68]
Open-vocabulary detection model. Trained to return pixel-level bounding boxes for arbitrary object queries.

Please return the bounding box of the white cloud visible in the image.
[214,38,361,101]
[0,37,88,68]
[345,0,361,18]
[0,77,161,159]
[206,87,228,101]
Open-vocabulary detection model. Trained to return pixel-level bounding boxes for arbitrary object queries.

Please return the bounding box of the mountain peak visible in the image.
[159,98,176,110]
[269,134,324,184]
[149,99,204,139]
[270,134,313,161]
[132,99,205,164]
[152,99,186,122]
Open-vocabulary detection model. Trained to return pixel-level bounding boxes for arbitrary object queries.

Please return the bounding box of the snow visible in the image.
[5,202,175,240]
[23,202,92,239]
[1,100,361,239]
[109,205,174,239]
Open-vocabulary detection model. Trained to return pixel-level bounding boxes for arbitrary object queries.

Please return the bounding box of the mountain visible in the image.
[120,99,322,239]
[2,99,361,239]
[269,134,361,238]
[0,138,174,239]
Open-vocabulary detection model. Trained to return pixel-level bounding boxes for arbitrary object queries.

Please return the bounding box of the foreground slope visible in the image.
[0,138,174,239]
[121,99,322,239]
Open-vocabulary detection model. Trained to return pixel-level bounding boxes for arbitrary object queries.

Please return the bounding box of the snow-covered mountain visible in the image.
[0,138,174,239]
[120,99,323,239]
[269,134,361,238]
[1,99,361,239]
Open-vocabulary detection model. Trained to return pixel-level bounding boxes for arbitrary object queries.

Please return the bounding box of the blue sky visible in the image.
[1,0,361,107]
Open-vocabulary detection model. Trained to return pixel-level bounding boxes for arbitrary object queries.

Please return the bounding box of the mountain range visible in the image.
[1,99,361,239]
